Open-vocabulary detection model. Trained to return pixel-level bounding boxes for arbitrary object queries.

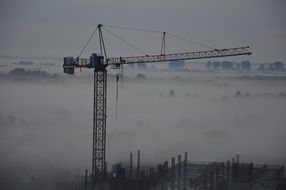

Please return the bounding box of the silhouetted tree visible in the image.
[206,61,211,68]
[257,64,265,71]
[241,61,251,71]
[136,73,146,79]
[212,61,221,69]
[268,64,275,70]
[129,63,135,68]
[222,61,234,70]
[273,61,284,70]
[168,89,175,96]
[137,63,146,69]
[168,60,185,69]
[236,63,241,70]
[234,90,241,97]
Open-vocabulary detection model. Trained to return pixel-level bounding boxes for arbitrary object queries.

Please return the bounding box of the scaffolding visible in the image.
[56,152,285,190]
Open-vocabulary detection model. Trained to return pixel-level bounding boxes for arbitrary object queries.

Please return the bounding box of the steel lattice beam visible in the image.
[92,68,107,190]
[107,47,251,65]
[73,47,251,68]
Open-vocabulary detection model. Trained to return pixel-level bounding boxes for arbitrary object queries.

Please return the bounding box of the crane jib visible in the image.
[63,46,251,73]
[107,47,251,65]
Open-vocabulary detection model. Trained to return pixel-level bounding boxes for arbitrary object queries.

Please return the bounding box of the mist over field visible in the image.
[1,58,286,189]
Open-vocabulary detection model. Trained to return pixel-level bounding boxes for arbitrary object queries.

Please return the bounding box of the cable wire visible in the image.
[77,27,98,59]
[115,75,119,119]
[103,24,164,34]
[104,24,214,50]
[102,27,148,56]
[166,32,214,50]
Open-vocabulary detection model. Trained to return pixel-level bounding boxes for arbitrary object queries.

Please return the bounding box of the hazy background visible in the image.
[0,0,286,62]
[1,60,286,172]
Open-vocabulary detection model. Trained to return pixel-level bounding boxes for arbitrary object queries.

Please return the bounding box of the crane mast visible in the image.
[63,24,251,190]
[92,61,107,190]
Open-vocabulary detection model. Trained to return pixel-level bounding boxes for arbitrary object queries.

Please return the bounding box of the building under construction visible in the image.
[56,151,286,190]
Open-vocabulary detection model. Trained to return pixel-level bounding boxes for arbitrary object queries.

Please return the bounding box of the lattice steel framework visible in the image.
[92,68,107,190]
[75,46,251,67]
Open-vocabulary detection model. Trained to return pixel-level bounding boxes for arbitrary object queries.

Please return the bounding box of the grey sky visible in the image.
[0,0,286,62]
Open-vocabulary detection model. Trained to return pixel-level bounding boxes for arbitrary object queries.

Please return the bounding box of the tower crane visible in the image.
[63,24,251,190]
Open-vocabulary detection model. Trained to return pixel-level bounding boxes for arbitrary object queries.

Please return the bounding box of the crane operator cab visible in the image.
[90,53,106,71]
[63,53,106,75]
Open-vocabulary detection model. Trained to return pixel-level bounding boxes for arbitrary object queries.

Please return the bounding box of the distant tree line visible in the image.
[168,60,185,69]
[206,60,252,71]
[257,61,284,71]
[129,60,285,72]
[9,68,59,78]
[40,62,55,66]
[12,61,34,65]
[206,61,285,71]
[132,60,186,69]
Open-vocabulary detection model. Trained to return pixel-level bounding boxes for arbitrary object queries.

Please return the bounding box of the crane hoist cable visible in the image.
[115,74,119,119]
[115,64,124,119]
[102,26,148,56]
